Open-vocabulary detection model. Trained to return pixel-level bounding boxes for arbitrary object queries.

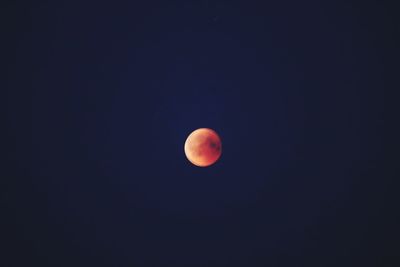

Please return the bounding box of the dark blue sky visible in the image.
[2,1,396,266]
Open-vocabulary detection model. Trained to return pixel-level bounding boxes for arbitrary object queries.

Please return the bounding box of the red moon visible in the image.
[184,128,222,167]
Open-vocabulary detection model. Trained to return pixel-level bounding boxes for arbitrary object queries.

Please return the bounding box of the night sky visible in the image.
[2,1,397,266]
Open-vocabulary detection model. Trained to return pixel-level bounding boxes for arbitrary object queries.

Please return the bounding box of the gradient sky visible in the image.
[2,1,396,266]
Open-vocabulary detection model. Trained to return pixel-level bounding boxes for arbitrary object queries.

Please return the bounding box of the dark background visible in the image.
[2,0,397,266]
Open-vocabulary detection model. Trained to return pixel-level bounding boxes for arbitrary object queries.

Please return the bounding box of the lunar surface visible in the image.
[184,128,222,167]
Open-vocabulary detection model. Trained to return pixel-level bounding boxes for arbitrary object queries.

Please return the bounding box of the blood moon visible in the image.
[184,128,222,167]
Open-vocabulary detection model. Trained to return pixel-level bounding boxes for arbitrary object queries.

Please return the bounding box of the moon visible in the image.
[184,128,222,167]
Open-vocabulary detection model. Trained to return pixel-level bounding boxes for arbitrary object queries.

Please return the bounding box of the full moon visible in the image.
[184,128,222,167]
